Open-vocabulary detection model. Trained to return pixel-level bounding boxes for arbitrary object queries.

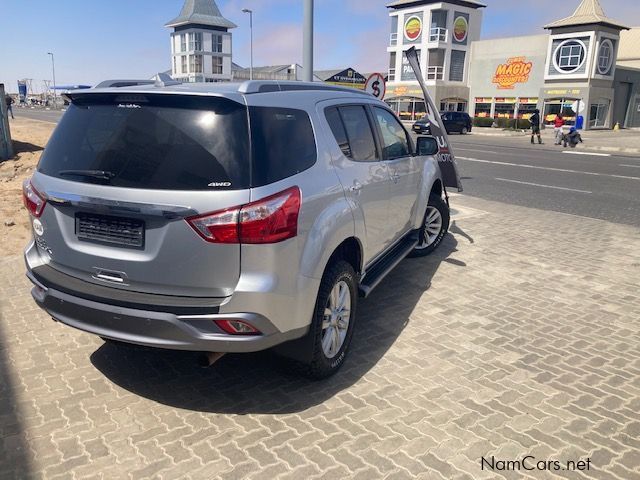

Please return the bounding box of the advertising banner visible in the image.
[18,81,27,103]
[405,47,462,191]
[452,12,469,45]
[403,12,423,45]
[401,49,421,81]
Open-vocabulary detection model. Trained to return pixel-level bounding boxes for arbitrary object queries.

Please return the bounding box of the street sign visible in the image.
[365,73,386,100]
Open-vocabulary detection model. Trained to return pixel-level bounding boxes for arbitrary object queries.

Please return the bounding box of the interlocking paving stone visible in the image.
[1,195,639,479]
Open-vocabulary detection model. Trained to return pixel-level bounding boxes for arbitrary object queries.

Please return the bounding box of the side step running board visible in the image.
[359,235,418,298]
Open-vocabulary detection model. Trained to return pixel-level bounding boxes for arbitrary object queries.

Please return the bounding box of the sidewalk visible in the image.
[471,127,640,154]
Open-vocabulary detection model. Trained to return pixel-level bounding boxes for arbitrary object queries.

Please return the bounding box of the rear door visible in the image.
[33,93,251,298]
[370,106,421,242]
[323,103,391,262]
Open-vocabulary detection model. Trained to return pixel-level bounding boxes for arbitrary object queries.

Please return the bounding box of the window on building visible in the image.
[388,52,396,81]
[181,55,187,74]
[373,107,410,160]
[597,39,613,75]
[180,34,187,52]
[474,101,492,118]
[190,55,203,74]
[212,56,223,75]
[449,50,465,82]
[494,99,516,119]
[554,40,586,73]
[212,34,223,53]
[390,16,398,46]
[189,32,203,51]
[589,100,610,128]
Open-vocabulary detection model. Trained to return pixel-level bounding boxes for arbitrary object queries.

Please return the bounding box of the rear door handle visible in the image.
[390,172,400,183]
[350,182,363,194]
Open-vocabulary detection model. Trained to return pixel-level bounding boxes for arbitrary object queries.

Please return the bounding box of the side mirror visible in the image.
[416,136,439,156]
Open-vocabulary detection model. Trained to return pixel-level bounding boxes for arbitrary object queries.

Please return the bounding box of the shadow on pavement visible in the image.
[12,140,44,154]
[0,316,33,478]
[90,235,461,414]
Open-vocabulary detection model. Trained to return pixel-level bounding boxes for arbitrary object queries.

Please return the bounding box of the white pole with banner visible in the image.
[405,47,462,192]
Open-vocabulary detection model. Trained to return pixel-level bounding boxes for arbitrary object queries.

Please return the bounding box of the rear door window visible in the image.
[38,94,250,190]
[249,107,317,185]
[326,105,378,162]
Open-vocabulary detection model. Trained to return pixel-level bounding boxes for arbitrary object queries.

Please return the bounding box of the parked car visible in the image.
[413,111,472,135]
[23,80,456,379]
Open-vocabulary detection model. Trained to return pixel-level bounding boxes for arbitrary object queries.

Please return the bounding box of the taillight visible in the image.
[186,186,301,244]
[215,319,261,335]
[22,179,46,218]
[187,208,240,244]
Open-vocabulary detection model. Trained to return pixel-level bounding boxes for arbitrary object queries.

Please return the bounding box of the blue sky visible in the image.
[1,0,638,92]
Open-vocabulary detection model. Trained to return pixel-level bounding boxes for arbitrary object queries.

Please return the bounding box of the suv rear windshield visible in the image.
[38,94,251,190]
[38,94,317,190]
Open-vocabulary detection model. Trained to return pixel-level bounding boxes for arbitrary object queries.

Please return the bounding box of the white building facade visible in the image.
[385,0,485,121]
[166,0,236,83]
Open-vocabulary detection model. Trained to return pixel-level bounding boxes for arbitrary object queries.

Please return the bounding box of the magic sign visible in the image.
[492,57,533,90]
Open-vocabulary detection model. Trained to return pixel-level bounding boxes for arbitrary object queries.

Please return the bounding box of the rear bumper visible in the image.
[26,267,308,353]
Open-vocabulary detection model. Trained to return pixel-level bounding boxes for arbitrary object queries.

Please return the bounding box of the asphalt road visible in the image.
[447,133,640,228]
[11,109,639,227]
[13,107,64,123]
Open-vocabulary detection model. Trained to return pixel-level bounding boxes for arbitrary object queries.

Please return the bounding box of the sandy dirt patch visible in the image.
[1,118,54,257]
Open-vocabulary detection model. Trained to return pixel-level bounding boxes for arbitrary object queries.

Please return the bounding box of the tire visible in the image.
[461,127,468,134]
[295,260,357,379]
[409,193,450,257]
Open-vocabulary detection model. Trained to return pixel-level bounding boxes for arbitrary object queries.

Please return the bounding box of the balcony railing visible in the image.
[429,27,447,43]
[388,68,396,81]
[427,66,444,80]
[390,33,398,46]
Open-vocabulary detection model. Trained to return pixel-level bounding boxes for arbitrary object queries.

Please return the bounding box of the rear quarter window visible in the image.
[250,107,317,186]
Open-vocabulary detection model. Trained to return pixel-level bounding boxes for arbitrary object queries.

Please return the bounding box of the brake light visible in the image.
[186,187,301,244]
[215,319,261,335]
[22,179,46,218]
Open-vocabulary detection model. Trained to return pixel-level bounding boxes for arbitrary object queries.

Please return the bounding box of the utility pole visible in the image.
[303,0,314,82]
[47,53,57,109]
[242,9,254,80]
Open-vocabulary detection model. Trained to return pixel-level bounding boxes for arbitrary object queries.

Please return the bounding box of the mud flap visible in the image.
[405,47,463,192]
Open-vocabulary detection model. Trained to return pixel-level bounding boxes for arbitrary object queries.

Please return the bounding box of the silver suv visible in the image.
[23,80,460,378]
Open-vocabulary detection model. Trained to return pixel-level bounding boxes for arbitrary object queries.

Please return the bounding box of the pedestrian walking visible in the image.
[553,113,565,145]
[562,127,583,148]
[5,95,15,120]
[530,109,542,144]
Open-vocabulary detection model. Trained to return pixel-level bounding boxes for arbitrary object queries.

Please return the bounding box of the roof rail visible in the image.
[238,80,371,96]
[93,73,180,89]
[94,79,157,89]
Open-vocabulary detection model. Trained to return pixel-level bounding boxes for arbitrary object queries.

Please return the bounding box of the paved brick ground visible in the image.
[1,195,639,480]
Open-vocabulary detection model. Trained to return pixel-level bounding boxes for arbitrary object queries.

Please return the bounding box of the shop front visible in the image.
[384,86,427,121]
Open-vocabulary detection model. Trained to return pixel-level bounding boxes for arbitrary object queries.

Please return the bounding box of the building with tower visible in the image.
[384,0,640,129]
[165,0,236,83]
[385,0,486,121]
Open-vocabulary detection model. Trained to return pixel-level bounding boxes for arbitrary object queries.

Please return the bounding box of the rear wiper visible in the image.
[58,170,116,181]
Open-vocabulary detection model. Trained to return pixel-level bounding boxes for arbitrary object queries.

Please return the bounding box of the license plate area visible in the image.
[75,213,145,249]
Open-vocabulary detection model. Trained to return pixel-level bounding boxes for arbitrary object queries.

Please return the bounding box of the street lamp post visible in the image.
[303,0,314,82]
[242,9,253,80]
[47,52,57,109]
